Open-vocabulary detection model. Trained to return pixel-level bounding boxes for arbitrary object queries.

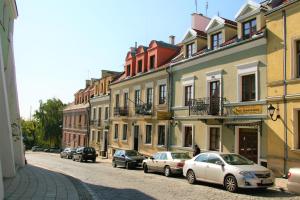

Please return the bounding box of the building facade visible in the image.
[62,79,97,148]
[89,70,119,157]
[170,1,270,166]
[266,0,300,176]
[108,40,179,157]
[0,0,25,199]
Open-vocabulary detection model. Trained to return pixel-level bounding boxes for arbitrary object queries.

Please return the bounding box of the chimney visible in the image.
[135,42,137,49]
[169,35,175,45]
[191,13,211,32]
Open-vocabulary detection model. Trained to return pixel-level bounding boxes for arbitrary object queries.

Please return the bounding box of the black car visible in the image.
[60,147,76,159]
[112,150,145,169]
[72,147,97,162]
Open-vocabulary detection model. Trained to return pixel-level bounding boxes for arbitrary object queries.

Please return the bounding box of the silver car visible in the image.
[183,152,274,192]
[288,168,300,194]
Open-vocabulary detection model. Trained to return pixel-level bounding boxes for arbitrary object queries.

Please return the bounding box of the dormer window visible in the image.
[137,60,142,73]
[243,18,256,39]
[149,55,155,70]
[186,43,195,58]
[126,65,131,77]
[211,32,222,50]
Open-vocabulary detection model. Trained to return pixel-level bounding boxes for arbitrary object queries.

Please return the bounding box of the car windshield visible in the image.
[221,154,253,165]
[171,153,191,159]
[125,150,139,156]
[84,148,95,153]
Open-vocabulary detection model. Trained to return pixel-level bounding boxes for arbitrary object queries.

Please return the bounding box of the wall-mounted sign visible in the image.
[157,111,172,120]
[232,105,263,115]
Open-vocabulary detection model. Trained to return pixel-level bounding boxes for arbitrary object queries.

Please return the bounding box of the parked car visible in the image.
[72,147,97,162]
[112,150,145,169]
[60,148,76,159]
[31,146,43,152]
[183,152,274,192]
[49,147,61,153]
[287,168,300,194]
[142,151,190,177]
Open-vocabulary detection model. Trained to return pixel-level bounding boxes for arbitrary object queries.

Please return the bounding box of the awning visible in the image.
[223,119,262,126]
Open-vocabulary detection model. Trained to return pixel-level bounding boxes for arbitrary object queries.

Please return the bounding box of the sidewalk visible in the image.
[3,164,92,200]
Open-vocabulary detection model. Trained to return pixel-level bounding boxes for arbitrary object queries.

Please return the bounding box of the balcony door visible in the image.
[133,125,139,151]
[209,81,220,115]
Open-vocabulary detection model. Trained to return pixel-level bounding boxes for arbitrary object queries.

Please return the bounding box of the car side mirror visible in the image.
[216,161,225,166]
[150,156,154,160]
[121,154,125,157]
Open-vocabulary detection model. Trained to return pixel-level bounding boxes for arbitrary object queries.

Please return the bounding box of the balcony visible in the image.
[90,120,101,127]
[189,97,226,116]
[135,103,152,115]
[114,107,129,116]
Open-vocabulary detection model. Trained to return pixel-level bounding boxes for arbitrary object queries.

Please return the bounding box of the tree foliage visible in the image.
[21,119,37,149]
[32,98,65,147]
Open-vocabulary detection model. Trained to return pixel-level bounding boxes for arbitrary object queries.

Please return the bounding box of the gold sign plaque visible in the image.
[157,111,172,120]
[232,105,262,115]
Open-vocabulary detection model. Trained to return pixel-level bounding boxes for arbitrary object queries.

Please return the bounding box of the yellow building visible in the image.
[266,0,300,176]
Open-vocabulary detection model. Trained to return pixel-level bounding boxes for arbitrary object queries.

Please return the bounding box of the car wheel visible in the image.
[92,159,96,163]
[224,175,238,193]
[125,162,130,169]
[187,170,196,184]
[143,164,148,173]
[112,161,117,168]
[60,154,63,158]
[164,166,171,177]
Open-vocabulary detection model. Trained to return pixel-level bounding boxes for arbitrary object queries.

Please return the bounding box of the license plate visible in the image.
[88,154,92,156]
[261,179,272,184]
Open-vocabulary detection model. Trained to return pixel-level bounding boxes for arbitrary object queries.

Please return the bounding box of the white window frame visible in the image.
[236,61,259,102]
[206,125,222,152]
[157,79,167,105]
[182,124,194,148]
[182,76,195,107]
[114,124,119,141]
[157,123,167,147]
[293,108,300,150]
[291,37,300,79]
[144,123,153,145]
[122,123,128,142]
[145,82,154,106]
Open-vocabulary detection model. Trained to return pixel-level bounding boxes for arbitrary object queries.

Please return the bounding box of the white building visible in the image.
[0,0,25,198]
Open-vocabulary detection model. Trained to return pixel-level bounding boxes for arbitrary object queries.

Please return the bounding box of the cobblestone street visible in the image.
[20,152,299,200]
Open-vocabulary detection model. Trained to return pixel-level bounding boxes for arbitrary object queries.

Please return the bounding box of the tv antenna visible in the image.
[195,0,198,13]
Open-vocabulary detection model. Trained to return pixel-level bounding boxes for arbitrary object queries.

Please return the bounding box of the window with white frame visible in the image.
[122,124,127,141]
[98,131,101,142]
[182,76,195,106]
[135,89,141,106]
[297,41,300,78]
[124,92,129,108]
[91,130,95,141]
[297,110,300,149]
[183,126,193,147]
[114,124,119,140]
[211,32,222,50]
[209,127,220,151]
[145,125,152,144]
[157,125,166,145]
[92,108,96,120]
[159,84,166,104]
[186,42,195,58]
[146,88,153,105]
[242,74,256,101]
[184,85,192,106]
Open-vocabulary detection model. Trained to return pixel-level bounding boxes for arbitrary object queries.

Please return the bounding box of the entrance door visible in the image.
[103,130,108,157]
[239,128,258,163]
[209,81,220,115]
[134,125,139,151]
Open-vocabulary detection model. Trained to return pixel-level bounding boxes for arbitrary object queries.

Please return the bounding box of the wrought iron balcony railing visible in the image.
[135,103,152,115]
[90,120,101,127]
[114,107,129,116]
[189,97,226,116]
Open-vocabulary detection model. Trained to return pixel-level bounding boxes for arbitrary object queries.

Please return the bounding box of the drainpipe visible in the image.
[166,64,173,151]
[282,10,288,177]
[87,98,91,147]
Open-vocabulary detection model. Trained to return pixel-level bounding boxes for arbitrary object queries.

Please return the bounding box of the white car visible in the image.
[287,168,300,194]
[183,152,274,192]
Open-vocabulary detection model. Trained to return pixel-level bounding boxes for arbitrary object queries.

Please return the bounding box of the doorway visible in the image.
[238,128,258,163]
[209,81,220,115]
[134,125,139,151]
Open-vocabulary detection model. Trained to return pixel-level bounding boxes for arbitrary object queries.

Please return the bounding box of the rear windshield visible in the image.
[125,150,139,156]
[171,153,191,159]
[221,154,253,165]
[84,148,95,153]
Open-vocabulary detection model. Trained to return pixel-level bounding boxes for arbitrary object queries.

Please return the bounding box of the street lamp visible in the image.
[268,104,280,121]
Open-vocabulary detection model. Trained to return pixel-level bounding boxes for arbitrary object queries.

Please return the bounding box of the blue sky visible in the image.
[14,0,261,119]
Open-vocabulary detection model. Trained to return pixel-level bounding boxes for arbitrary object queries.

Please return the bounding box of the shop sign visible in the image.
[232,105,262,115]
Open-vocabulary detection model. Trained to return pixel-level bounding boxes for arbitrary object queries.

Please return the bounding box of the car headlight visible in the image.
[239,171,256,179]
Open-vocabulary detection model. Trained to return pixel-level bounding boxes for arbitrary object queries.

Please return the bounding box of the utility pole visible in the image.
[205,1,208,16]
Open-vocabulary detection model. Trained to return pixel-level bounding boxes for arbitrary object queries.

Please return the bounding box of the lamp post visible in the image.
[267,104,280,121]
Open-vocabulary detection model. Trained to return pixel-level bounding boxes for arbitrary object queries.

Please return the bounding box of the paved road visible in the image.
[26,152,299,200]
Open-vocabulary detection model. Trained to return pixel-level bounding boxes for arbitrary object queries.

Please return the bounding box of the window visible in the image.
[184,85,192,106]
[146,88,153,105]
[114,124,119,139]
[149,55,155,70]
[124,92,129,108]
[298,111,300,149]
[207,154,222,164]
[297,41,300,78]
[184,126,193,147]
[195,154,208,162]
[138,60,143,73]
[159,84,166,104]
[98,107,101,122]
[126,65,131,76]
[243,18,257,39]
[105,107,109,120]
[115,94,120,107]
[186,43,195,58]
[158,125,165,145]
[91,130,95,141]
[98,131,101,142]
[93,108,96,120]
[153,153,161,160]
[135,90,141,106]
[211,32,222,50]
[122,124,128,141]
[159,153,167,160]
[242,74,256,101]
[145,125,152,144]
[209,127,220,151]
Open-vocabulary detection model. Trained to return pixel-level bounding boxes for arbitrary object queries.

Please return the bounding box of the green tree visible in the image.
[21,118,37,149]
[33,98,65,147]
